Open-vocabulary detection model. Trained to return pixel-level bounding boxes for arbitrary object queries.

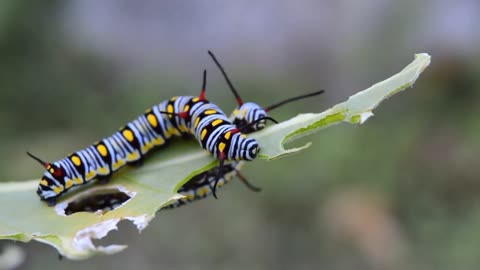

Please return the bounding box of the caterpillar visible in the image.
[163,161,242,209]
[28,70,269,206]
[163,51,326,209]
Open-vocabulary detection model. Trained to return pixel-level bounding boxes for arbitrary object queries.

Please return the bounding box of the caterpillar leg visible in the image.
[46,197,57,207]
[97,175,111,184]
[130,158,145,168]
[236,171,261,192]
[212,152,226,199]
[210,159,261,198]
[181,133,193,140]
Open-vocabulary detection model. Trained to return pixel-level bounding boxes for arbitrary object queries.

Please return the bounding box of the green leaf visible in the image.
[0,53,431,259]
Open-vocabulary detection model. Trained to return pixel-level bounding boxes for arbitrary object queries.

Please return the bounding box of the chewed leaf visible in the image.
[253,53,431,159]
[0,143,216,260]
[0,53,431,259]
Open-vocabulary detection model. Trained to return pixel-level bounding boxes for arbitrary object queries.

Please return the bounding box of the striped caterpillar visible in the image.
[164,51,325,208]
[28,70,272,206]
[163,161,245,209]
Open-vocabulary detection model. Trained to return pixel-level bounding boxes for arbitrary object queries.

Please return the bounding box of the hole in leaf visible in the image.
[91,220,136,247]
[64,188,132,216]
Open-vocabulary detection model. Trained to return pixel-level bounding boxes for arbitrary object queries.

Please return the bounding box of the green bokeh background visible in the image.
[1,1,479,269]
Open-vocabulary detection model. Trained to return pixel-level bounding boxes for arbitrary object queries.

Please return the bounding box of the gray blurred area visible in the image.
[1,1,479,269]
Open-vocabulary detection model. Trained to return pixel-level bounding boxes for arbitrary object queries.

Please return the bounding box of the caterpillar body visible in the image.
[163,51,325,209]
[163,161,242,209]
[28,70,260,206]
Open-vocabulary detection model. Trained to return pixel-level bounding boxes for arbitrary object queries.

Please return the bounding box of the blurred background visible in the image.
[1,0,479,269]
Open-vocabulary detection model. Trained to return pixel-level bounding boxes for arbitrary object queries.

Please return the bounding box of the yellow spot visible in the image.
[194,117,201,129]
[49,168,54,174]
[147,114,158,127]
[197,186,209,197]
[123,129,135,142]
[141,143,154,153]
[71,156,81,166]
[186,193,195,200]
[86,171,96,180]
[163,128,171,137]
[168,127,180,136]
[74,178,83,185]
[242,108,247,117]
[204,110,216,115]
[224,131,231,140]
[127,152,140,161]
[241,134,247,138]
[218,142,226,153]
[192,97,199,102]
[233,109,240,115]
[201,129,208,140]
[178,124,188,133]
[212,119,223,127]
[65,179,73,189]
[167,104,174,114]
[97,144,108,157]
[40,179,48,186]
[112,160,125,171]
[184,105,190,112]
[53,186,62,194]
[98,167,109,175]
[154,137,165,145]
[171,96,178,101]
[145,108,152,114]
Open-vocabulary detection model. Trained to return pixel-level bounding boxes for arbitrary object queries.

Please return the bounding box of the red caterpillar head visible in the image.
[27,152,65,206]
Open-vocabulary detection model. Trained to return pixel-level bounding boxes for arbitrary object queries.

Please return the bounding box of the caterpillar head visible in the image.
[28,152,65,206]
[231,102,268,133]
[238,137,260,161]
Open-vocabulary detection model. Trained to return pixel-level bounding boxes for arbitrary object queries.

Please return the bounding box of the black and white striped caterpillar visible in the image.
[28,70,270,206]
[163,161,244,209]
[163,51,325,209]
